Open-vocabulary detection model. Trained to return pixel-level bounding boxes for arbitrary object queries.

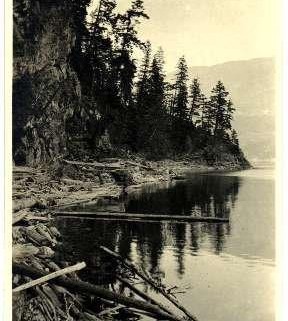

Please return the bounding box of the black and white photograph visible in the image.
[9,1,280,321]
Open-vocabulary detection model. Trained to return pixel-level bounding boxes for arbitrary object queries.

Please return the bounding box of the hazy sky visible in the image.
[88,0,278,72]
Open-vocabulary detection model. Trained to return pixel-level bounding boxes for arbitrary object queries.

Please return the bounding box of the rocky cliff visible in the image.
[13,0,82,166]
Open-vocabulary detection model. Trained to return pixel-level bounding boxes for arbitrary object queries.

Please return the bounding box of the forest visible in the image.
[12,0,248,167]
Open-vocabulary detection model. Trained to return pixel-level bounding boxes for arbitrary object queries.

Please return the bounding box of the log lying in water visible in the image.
[13,263,183,321]
[54,211,229,223]
[100,246,198,321]
[117,276,173,316]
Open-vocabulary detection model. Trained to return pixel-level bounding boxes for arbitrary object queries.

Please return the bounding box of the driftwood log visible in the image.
[100,246,198,321]
[12,263,184,321]
[13,262,86,293]
[62,159,122,170]
[117,276,174,316]
[13,210,30,225]
[55,211,228,223]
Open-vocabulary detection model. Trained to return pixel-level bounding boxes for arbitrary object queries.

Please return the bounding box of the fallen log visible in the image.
[13,166,36,174]
[13,210,30,225]
[13,244,39,262]
[99,158,121,163]
[117,276,174,316]
[55,211,229,223]
[63,159,122,170]
[100,246,198,321]
[13,262,86,293]
[24,215,50,222]
[12,263,183,321]
[13,199,39,212]
[128,308,170,319]
[97,305,123,316]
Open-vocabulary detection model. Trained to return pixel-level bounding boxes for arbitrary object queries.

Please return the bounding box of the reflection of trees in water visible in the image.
[55,219,121,285]
[126,175,241,220]
[171,224,187,276]
[204,223,227,254]
[190,223,201,252]
[56,175,241,281]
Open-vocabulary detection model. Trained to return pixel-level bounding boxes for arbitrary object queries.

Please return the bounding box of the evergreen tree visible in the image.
[189,78,203,127]
[171,56,189,152]
[201,94,213,132]
[173,56,189,120]
[114,0,149,107]
[135,47,168,156]
[70,0,91,70]
[84,0,117,96]
[209,81,235,137]
[135,41,152,105]
[164,82,177,117]
[145,48,169,156]
[134,42,151,147]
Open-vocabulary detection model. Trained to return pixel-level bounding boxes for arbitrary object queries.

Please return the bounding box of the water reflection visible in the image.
[56,174,242,280]
[124,175,241,218]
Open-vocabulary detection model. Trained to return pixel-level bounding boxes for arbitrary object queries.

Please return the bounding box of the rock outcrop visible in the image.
[13,0,81,166]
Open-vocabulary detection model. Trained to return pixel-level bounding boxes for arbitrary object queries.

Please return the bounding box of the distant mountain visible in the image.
[182,58,276,163]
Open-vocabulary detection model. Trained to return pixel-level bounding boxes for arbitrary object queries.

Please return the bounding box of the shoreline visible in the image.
[12,158,249,320]
[13,158,249,213]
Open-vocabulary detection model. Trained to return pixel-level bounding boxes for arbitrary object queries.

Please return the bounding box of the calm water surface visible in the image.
[56,167,275,321]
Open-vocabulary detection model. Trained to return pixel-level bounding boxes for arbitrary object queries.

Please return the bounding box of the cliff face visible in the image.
[13,0,81,166]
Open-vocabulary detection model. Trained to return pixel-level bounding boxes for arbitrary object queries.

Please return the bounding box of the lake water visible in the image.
[56,167,275,321]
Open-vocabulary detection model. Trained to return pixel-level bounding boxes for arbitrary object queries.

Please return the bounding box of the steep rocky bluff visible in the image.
[13,0,82,166]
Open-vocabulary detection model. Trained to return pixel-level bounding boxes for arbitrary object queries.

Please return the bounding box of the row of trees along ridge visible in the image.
[13,0,248,166]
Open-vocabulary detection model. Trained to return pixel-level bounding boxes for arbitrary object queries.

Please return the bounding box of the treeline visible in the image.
[67,0,243,163]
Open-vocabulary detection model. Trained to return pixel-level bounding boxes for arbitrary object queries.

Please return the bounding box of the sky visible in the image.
[88,0,279,72]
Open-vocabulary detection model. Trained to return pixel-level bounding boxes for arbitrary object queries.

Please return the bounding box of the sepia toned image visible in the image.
[11,1,278,321]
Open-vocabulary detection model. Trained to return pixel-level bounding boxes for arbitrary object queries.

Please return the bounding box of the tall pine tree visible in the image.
[145,48,169,157]
[171,56,189,152]
[189,78,203,127]
[209,81,235,137]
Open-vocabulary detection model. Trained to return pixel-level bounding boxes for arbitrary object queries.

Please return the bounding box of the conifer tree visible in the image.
[201,95,213,132]
[135,47,168,156]
[189,78,203,127]
[171,56,189,152]
[209,81,235,137]
[173,56,189,120]
[145,48,169,156]
[133,42,152,150]
[114,0,149,107]
[86,0,117,94]
[136,41,152,105]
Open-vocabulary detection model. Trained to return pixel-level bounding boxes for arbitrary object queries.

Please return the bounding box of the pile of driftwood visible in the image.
[12,165,123,214]
[13,243,198,321]
[12,215,84,321]
[12,156,162,215]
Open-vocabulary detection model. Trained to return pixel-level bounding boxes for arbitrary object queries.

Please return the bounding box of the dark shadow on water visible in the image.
[124,174,241,218]
[56,174,242,280]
